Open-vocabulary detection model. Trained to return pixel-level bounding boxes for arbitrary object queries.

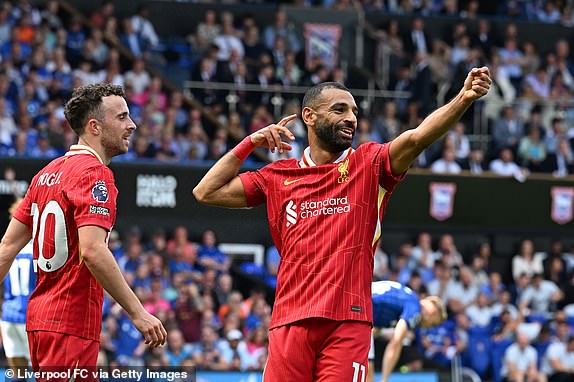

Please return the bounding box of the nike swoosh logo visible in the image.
[284,178,304,186]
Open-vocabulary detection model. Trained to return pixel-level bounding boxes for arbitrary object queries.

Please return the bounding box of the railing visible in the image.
[184,80,574,154]
[183,80,411,118]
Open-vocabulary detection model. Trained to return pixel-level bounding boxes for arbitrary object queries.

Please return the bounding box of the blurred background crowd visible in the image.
[2,0,574,381]
[1,0,574,178]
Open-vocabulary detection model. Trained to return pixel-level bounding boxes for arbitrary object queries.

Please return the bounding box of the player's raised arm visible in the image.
[380,319,409,382]
[389,67,491,175]
[193,114,296,208]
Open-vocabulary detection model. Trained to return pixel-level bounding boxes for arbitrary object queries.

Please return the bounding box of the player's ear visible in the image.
[86,118,101,136]
[302,106,316,128]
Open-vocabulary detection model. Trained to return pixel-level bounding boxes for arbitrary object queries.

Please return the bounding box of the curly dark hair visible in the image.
[63,83,125,136]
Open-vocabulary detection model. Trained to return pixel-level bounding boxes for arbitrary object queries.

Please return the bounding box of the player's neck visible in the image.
[310,146,341,166]
[308,145,345,165]
[77,137,111,165]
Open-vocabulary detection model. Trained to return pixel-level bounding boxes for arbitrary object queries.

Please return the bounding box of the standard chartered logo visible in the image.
[285,196,351,228]
[286,200,297,227]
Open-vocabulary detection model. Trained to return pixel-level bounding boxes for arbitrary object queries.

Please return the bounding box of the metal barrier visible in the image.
[182,80,411,118]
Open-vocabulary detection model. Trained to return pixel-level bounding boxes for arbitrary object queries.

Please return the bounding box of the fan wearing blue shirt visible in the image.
[369,281,447,382]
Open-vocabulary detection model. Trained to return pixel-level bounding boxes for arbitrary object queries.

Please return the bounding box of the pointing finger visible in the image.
[277,114,298,127]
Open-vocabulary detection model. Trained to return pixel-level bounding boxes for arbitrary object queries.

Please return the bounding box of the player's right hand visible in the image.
[132,310,167,348]
[249,114,297,154]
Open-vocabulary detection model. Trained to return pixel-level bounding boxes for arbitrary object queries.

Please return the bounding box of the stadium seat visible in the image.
[526,313,548,326]
[239,262,266,276]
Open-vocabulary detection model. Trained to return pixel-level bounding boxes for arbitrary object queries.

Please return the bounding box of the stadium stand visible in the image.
[2,1,574,380]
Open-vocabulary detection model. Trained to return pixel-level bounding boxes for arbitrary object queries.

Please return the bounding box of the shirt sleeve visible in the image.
[363,142,407,192]
[66,164,117,231]
[12,187,33,228]
[401,300,422,330]
[238,169,268,207]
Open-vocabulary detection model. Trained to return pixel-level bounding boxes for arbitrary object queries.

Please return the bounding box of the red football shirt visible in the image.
[13,145,118,341]
[239,142,406,329]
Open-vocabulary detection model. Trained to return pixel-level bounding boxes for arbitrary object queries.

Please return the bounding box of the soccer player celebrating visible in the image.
[0,84,166,380]
[193,67,490,381]
[1,199,35,379]
[368,281,446,382]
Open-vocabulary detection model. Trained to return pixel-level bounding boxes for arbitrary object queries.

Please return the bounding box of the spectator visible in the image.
[518,127,546,172]
[450,267,479,314]
[0,98,17,147]
[537,0,561,23]
[501,331,546,382]
[419,321,457,368]
[218,329,251,371]
[175,283,204,344]
[492,105,524,153]
[430,146,462,174]
[427,261,459,308]
[498,38,524,91]
[461,147,486,174]
[263,11,301,54]
[191,326,227,370]
[245,326,268,370]
[213,12,244,61]
[519,273,563,317]
[404,17,431,55]
[525,66,551,99]
[542,335,574,382]
[437,234,463,269]
[120,17,144,58]
[490,148,529,181]
[124,58,151,96]
[411,232,439,270]
[447,122,470,161]
[198,230,231,273]
[513,239,545,282]
[90,1,115,30]
[195,10,220,52]
[131,5,160,50]
[165,329,193,367]
[545,138,574,177]
[466,291,494,328]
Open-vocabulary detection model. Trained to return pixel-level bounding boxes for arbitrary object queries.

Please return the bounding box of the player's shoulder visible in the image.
[355,141,388,151]
[65,154,114,178]
[352,142,389,160]
[263,158,300,170]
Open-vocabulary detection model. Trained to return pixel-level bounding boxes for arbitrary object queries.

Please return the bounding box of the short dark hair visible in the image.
[64,83,125,136]
[302,82,350,110]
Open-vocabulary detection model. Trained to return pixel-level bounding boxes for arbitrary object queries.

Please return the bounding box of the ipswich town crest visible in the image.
[429,182,457,221]
[551,187,574,225]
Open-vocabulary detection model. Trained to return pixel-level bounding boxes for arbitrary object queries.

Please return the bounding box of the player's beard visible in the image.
[314,118,354,153]
[102,130,129,158]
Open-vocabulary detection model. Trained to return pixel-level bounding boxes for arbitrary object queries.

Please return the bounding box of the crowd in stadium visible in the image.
[1,1,574,178]
[1,0,574,381]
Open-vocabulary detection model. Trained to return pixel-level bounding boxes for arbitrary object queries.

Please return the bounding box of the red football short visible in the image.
[264,318,371,382]
[28,331,99,382]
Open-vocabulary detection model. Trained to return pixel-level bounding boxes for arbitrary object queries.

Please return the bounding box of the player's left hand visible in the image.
[462,66,491,103]
[132,310,168,348]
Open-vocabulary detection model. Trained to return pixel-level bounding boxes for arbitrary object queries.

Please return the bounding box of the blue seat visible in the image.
[239,262,266,276]
[526,313,548,326]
